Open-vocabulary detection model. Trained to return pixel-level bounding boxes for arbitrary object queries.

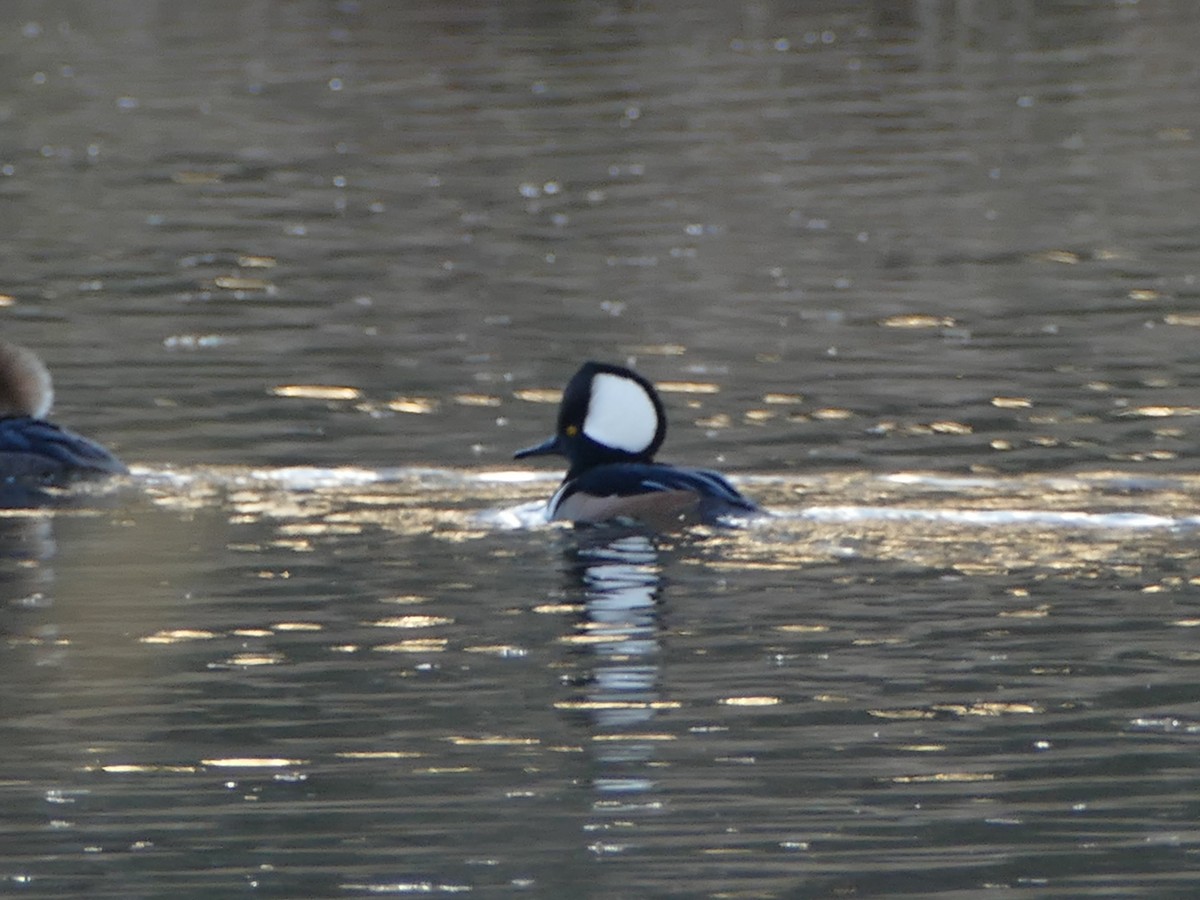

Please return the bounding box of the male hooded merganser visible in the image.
[514,361,760,527]
[0,339,127,481]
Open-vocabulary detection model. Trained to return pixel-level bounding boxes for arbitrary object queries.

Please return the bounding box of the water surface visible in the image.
[3,1,1200,897]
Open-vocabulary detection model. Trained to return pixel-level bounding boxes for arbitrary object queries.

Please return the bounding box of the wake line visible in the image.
[796,506,1194,531]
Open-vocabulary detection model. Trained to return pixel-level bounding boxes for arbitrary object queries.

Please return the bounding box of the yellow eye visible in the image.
[565,424,579,437]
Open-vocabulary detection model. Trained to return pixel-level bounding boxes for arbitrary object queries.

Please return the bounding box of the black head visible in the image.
[514,361,667,477]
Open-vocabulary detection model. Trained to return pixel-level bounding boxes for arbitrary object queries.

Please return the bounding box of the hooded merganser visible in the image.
[0,339,127,482]
[514,361,760,527]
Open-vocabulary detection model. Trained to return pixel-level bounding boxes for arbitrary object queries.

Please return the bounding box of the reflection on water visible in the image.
[2,466,1200,895]
[563,531,665,808]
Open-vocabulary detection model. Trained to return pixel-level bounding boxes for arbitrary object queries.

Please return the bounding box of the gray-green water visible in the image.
[4,2,1200,897]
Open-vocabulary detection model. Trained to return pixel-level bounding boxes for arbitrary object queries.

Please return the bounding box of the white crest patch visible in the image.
[582,372,658,453]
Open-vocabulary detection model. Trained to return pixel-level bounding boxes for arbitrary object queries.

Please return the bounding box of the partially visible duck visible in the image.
[514,361,760,528]
[0,339,127,482]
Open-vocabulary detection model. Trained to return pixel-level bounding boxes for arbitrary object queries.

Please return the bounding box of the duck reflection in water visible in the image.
[560,527,668,797]
[0,339,126,504]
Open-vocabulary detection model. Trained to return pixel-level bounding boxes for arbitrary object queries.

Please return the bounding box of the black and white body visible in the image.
[514,361,760,527]
[0,339,127,482]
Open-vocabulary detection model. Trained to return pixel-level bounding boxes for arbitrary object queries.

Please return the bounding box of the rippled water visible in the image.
[4,1,1200,897]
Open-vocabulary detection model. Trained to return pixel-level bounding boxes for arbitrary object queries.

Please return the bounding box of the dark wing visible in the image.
[0,417,127,479]
[634,465,760,514]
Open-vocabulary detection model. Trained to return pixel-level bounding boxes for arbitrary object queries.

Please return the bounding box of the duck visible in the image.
[514,361,760,527]
[0,339,127,482]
